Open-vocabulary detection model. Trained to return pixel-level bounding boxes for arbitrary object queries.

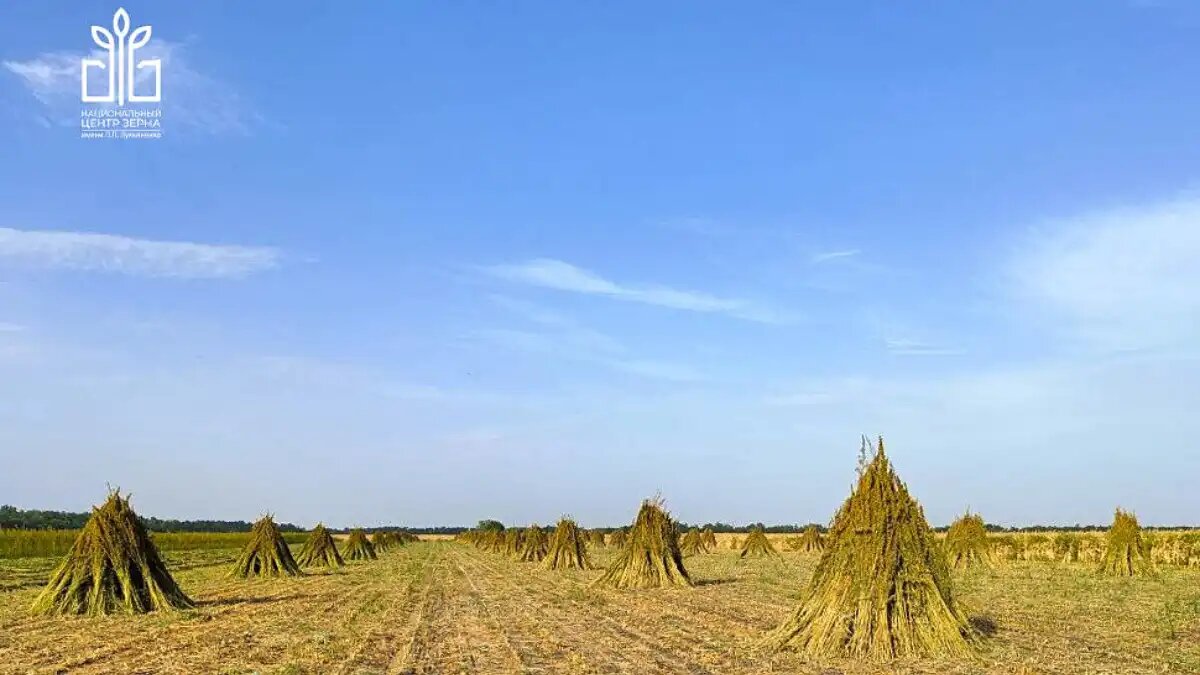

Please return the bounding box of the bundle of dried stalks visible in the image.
[519,524,549,562]
[593,499,691,589]
[344,528,377,561]
[544,518,593,571]
[765,438,975,660]
[588,529,607,548]
[680,528,707,556]
[371,531,393,553]
[503,529,524,558]
[32,491,193,616]
[1099,509,1152,576]
[798,525,824,553]
[297,523,344,568]
[609,528,628,548]
[232,515,302,578]
[945,512,992,570]
[740,526,779,559]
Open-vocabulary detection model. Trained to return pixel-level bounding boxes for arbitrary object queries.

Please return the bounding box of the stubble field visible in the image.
[2,536,1200,674]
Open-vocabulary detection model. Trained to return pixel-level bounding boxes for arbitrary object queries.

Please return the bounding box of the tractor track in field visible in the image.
[335,546,436,674]
[453,548,716,674]
[393,549,526,674]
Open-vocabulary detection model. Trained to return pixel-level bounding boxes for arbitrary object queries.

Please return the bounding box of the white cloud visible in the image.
[3,39,259,135]
[484,258,795,323]
[0,227,281,279]
[1011,194,1200,351]
[810,249,861,264]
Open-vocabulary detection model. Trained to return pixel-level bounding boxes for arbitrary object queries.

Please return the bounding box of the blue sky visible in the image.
[1,2,1198,528]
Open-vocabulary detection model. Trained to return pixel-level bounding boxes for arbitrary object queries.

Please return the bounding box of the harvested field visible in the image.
[2,540,1200,673]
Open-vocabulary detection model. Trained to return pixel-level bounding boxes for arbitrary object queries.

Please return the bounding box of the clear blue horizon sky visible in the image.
[1,2,1198,528]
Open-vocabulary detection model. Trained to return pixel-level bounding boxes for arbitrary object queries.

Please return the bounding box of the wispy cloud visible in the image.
[884,338,965,357]
[810,249,861,264]
[3,39,259,135]
[484,258,795,324]
[487,296,624,354]
[1011,194,1200,351]
[605,359,705,382]
[440,429,504,445]
[0,323,26,333]
[0,227,281,279]
[762,391,835,407]
[474,297,706,382]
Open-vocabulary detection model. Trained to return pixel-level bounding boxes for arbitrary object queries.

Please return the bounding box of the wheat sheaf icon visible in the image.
[81,7,162,105]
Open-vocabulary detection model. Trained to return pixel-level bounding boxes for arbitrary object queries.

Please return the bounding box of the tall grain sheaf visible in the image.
[593,499,691,589]
[945,512,992,570]
[680,528,706,556]
[371,531,392,553]
[232,515,301,577]
[503,529,523,558]
[544,518,593,571]
[1054,533,1080,564]
[588,529,607,548]
[798,525,824,553]
[609,528,628,549]
[297,523,344,568]
[485,529,506,553]
[31,491,193,616]
[765,438,975,660]
[702,527,717,549]
[519,524,549,562]
[1099,509,1152,576]
[344,528,377,561]
[740,526,779,558]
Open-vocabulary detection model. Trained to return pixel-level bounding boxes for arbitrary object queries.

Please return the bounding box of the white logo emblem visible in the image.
[81,8,161,105]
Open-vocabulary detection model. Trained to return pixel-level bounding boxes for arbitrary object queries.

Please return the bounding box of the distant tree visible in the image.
[476,519,505,532]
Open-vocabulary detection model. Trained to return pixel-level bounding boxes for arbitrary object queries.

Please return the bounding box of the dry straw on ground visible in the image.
[297,523,344,568]
[31,491,193,616]
[765,437,975,660]
[1099,508,1152,576]
[593,499,692,589]
[232,515,301,578]
[945,512,993,570]
[519,524,549,562]
[544,518,593,570]
[739,526,779,558]
[344,528,377,561]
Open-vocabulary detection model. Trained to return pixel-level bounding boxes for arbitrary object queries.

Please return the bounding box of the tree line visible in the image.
[0,505,303,533]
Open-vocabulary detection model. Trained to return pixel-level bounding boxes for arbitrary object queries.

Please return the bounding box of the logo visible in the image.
[82,8,161,104]
[79,8,163,140]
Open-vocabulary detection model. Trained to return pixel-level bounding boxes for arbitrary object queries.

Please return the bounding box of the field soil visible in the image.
[1,540,1199,674]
